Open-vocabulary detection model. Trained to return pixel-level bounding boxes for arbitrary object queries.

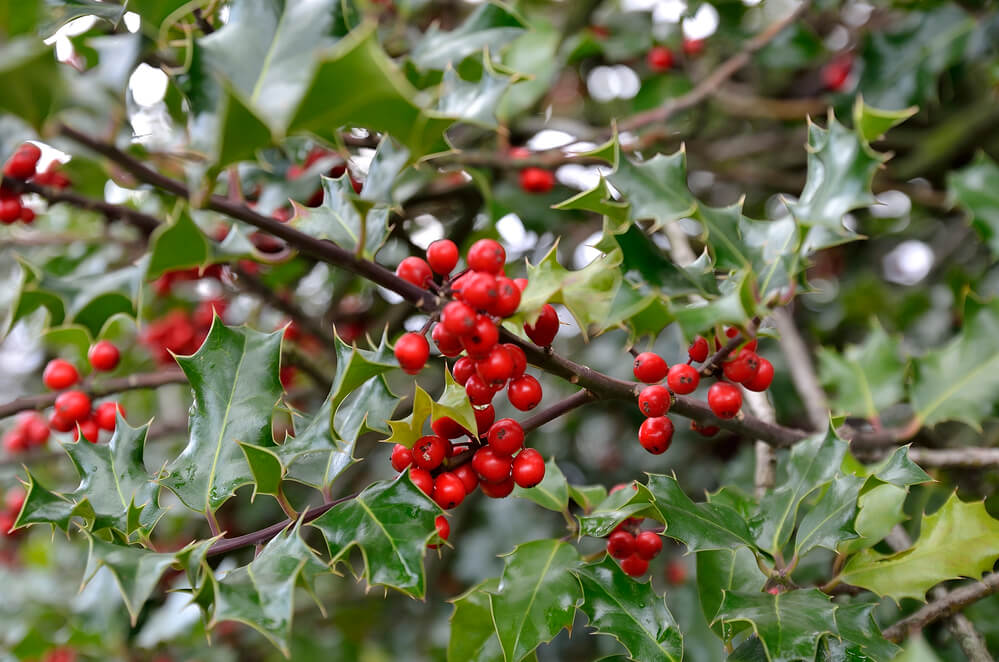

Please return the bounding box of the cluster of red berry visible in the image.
[0,487,25,538]
[605,485,663,577]
[0,143,69,224]
[508,147,556,194]
[822,53,854,91]
[140,300,225,365]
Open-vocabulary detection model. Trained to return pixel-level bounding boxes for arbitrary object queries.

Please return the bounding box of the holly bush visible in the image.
[2,1,999,661]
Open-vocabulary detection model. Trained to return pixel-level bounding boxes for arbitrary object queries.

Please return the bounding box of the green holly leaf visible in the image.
[840,492,999,601]
[385,371,476,448]
[753,428,847,555]
[834,603,900,662]
[910,298,999,429]
[513,457,568,512]
[608,148,696,228]
[847,446,931,487]
[852,97,918,144]
[568,484,608,514]
[577,482,659,538]
[409,2,525,70]
[0,0,40,37]
[837,483,908,555]
[818,322,906,420]
[211,521,328,656]
[160,320,284,514]
[361,137,410,205]
[436,59,516,129]
[310,475,439,597]
[0,39,62,130]
[292,175,390,260]
[793,475,863,558]
[948,152,999,257]
[448,578,505,662]
[696,547,767,640]
[575,556,683,662]
[645,474,757,552]
[669,271,757,340]
[789,114,886,240]
[146,208,211,281]
[64,414,163,536]
[714,589,837,662]
[554,177,630,226]
[13,470,81,532]
[238,442,285,500]
[488,539,582,662]
[82,535,182,625]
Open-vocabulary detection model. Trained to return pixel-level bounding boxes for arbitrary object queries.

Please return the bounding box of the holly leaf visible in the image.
[554,177,630,226]
[146,209,211,281]
[753,428,847,555]
[837,483,908,555]
[310,475,439,597]
[513,457,568,512]
[436,59,516,129]
[948,152,999,257]
[384,371,476,448]
[82,535,183,625]
[361,137,410,205]
[160,320,284,514]
[568,484,608,514]
[448,578,505,662]
[852,97,918,144]
[669,271,757,340]
[818,322,906,420]
[64,414,163,536]
[410,2,526,70]
[910,298,999,429]
[713,589,837,662]
[793,474,863,558]
[13,470,81,532]
[696,547,767,640]
[834,603,900,662]
[211,521,328,656]
[646,474,757,552]
[292,175,390,260]
[840,492,999,601]
[575,556,683,662]
[847,446,931,488]
[608,148,696,228]
[577,482,659,538]
[487,539,582,662]
[0,39,62,130]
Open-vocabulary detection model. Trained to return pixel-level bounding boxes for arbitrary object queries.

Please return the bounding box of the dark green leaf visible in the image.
[292,175,390,260]
[146,208,210,281]
[0,39,62,129]
[13,470,79,532]
[83,535,181,624]
[577,482,658,538]
[646,474,757,552]
[793,475,863,558]
[448,578,504,662]
[410,2,526,70]
[568,484,608,514]
[608,149,696,228]
[436,59,515,129]
[513,457,568,512]
[838,483,907,555]
[714,589,837,662]
[696,547,767,640]
[818,322,906,420]
[948,152,999,257]
[834,603,900,662]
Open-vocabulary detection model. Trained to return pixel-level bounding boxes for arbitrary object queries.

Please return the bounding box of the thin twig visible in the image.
[7,178,160,235]
[773,307,828,431]
[699,318,760,377]
[854,447,999,468]
[883,574,999,643]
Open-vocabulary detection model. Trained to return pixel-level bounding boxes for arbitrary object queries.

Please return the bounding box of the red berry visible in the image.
[4,487,25,514]
[432,472,467,510]
[633,352,668,383]
[476,345,514,388]
[413,435,448,470]
[441,301,477,336]
[647,46,674,71]
[480,475,514,498]
[464,374,495,406]
[744,357,774,392]
[396,256,433,288]
[3,143,41,179]
[487,418,524,456]
[638,385,671,417]
[94,402,124,431]
[621,554,649,577]
[666,559,687,584]
[74,418,100,443]
[524,304,559,346]
[88,340,120,372]
[721,326,757,352]
[460,315,499,358]
[0,198,20,224]
[707,382,742,419]
[19,206,34,224]
[409,467,434,495]
[472,446,512,483]
[822,54,853,91]
[391,444,413,471]
[432,416,466,439]
[426,239,459,276]
[394,332,430,374]
[21,413,49,446]
[429,514,451,549]
[607,530,636,559]
[691,420,720,437]
[519,167,555,194]
[638,416,674,454]
[431,323,464,357]
[453,463,479,494]
[507,375,542,411]
[635,531,663,560]
[474,403,495,434]
[48,410,75,433]
[452,356,476,385]
[723,349,759,384]
[512,448,545,487]
[42,359,79,390]
[462,272,499,311]
[54,390,91,422]
[503,343,527,379]
[682,38,705,56]
[466,239,506,274]
[509,146,530,159]
[3,429,27,453]
[667,364,700,395]
[490,277,522,318]
[688,336,709,362]
[513,277,529,292]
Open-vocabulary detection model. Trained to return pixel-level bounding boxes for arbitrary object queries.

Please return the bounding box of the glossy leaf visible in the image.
[0,39,61,130]
[410,2,526,70]
[834,603,900,662]
[311,475,439,597]
[948,152,999,257]
[818,322,906,420]
[696,547,767,640]
[292,175,390,259]
[714,589,837,662]
[837,483,908,555]
[13,470,80,532]
[436,61,515,129]
[448,578,505,662]
[840,492,999,601]
[852,98,917,144]
[146,209,210,281]
[577,482,659,538]
[513,457,568,512]
[793,474,863,558]
[568,484,608,514]
[608,149,696,228]
[83,535,182,624]
[385,371,476,448]
[488,539,582,662]
[160,320,284,513]
[575,556,683,662]
[646,474,757,552]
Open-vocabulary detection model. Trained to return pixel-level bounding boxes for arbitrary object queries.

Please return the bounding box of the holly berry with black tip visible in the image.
[413,435,449,470]
[396,256,433,288]
[744,357,774,392]
[512,448,545,488]
[432,472,467,509]
[466,239,506,274]
[462,272,499,311]
[633,352,668,383]
[507,375,542,411]
[394,332,430,374]
[524,304,559,346]
[476,345,514,388]
[480,475,515,498]
[432,323,463,357]
[426,239,459,276]
[472,446,513,483]
[464,374,495,406]
[647,46,674,71]
[453,464,479,494]
[43,359,79,390]
[607,530,635,559]
[635,530,663,560]
[722,349,758,384]
[88,340,120,372]
[638,385,671,418]
[452,356,476,385]
[638,416,674,454]
[441,301,477,336]
[519,167,555,194]
[488,418,525,456]
[667,363,700,395]
[620,554,649,577]
[431,416,465,440]
[391,444,413,471]
[54,390,91,422]
[490,277,521,317]
[94,402,124,432]
[707,381,742,419]
[3,143,42,180]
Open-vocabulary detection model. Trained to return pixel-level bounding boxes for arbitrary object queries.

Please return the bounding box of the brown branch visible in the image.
[855,446,999,468]
[882,573,999,644]
[618,2,811,133]
[0,370,188,420]
[7,178,161,235]
[699,318,760,377]
[773,307,828,431]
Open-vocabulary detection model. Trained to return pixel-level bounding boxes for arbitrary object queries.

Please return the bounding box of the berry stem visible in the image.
[699,316,760,377]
